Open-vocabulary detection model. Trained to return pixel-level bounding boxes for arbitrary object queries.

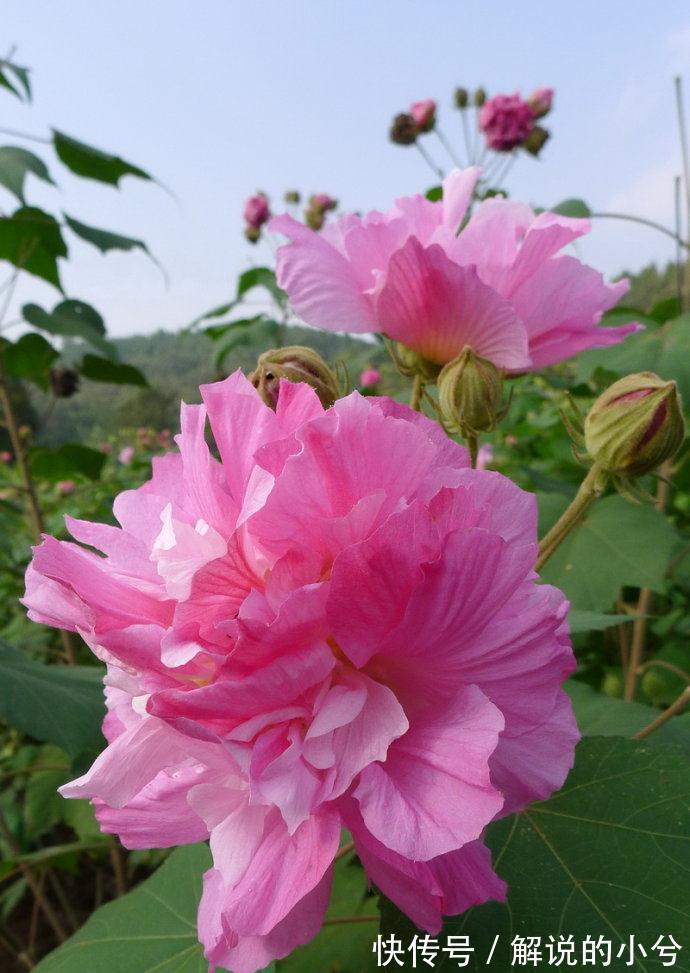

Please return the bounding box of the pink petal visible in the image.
[354,684,504,860]
[375,237,530,368]
[440,166,481,233]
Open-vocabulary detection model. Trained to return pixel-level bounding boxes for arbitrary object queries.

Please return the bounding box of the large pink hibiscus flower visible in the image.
[24,374,578,973]
[270,167,640,371]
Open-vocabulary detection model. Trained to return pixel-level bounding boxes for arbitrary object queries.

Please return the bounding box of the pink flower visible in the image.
[270,168,641,372]
[359,368,381,388]
[56,480,76,496]
[476,444,494,471]
[528,87,554,119]
[243,194,271,231]
[0,451,12,463]
[479,94,535,151]
[118,446,135,466]
[24,374,577,972]
[409,98,437,132]
[309,193,337,212]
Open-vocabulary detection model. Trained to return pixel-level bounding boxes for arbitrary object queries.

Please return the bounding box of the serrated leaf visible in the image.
[0,640,104,760]
[33,843,217,973]
[550,197,591,218]
[2,332,58,389]
[380,737,690,971]
[22,300,115,358]
[0,146,55,202]
[540,495,678,611]
[30,443,106,482]
[79,354,147,387]
[63,213,149,257]
[52,131,151,187]
[0,206,67,288]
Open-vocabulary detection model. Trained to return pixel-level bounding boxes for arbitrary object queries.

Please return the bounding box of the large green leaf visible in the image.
[0,641,104,760]
[30,443,106,482]
[0,146,55,202]
[380,737,690,971]
[572,313,690,401]
[0,206,67,288]
[63,213,149,257]
[79,354,148,387]
[53,131,151,187]
[23,300,114,358]
[566,680,690,754]
[33,843,216,973]
[540,494,678,611]
[1,332,58,389]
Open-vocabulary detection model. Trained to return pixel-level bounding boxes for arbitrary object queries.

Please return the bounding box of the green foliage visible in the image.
[79,354,148,387]
[52,131,151,187]
[0,146,55,202]
[33,843,214,973]
[0,640,104,759]
[2,332,58,389]
[380,737,690,970]
[0,206,67,288]
[63,214,150,258]
[0,55,31,101]
[30,443,107,481]
[23,300,114,358]
[540,494,678,611]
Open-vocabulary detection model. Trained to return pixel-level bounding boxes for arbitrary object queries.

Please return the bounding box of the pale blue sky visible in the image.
[2,1,689,335]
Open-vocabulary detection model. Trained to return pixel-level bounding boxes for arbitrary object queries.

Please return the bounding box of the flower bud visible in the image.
[50,367,79,398]
[244,225,261,244]
[528,87,554,119]
[584,372,685,479]
[437,346,506,437]
[389,112,419,145]
[522,125,550,156]
[473,87,487,108]
[249,346,339,409]
[304,207,326,231]
[454,87,469,109]
[284,190,301,204]
[243,193,270,231]
[409,99,437,133]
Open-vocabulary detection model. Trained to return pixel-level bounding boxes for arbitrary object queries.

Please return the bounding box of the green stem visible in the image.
[467,434,478,468]
[410,375,424,411]
[535,464,605,572]
[589,211,689,249]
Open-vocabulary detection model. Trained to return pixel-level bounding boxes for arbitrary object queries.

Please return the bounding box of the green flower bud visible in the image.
[284,190,301,204]
[521,125,550,156]
[249,346,339,410]
[584,372,685,479]
[454,87,469,109]
[437,346,506,437]
[244,225,261,244]
[392,343,441,382]
[473,87,487,108]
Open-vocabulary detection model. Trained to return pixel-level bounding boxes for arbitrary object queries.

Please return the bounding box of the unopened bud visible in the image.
[437,346,506,437]
[50,367,79,398]
[473,87,487,108]
[389,112,419,146]
[527,87,554,119]
[304,206,325,231]
[454,87,469,109]
[522,125,550,156]
[284,190,301,204]
[584,372,685,479]
[249,346,339,409]
[244,226,261,244]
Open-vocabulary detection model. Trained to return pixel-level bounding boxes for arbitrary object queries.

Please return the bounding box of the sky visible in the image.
[1,0,689,337]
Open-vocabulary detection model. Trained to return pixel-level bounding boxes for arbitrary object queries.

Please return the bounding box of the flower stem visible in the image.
[467,434,478,468]
[410,375,424,411]
[633,686,690,740]
[535,464,605,572]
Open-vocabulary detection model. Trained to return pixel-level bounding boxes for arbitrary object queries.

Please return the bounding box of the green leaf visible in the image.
[566,680,690,753]
[0,206,67,289]
[63,213,149,257]
[380,737,690,971]
[22,300,115,358]
[204,315,266,342]
[540,494,678,611]
[33,843,215,973]
[278,852,378,972]
[0,640,104,760]
[572,313,690,401]
[0,146,55,202]
[425,185,443,201]
[568,610,634,633]
[0,58,31,102]
[236,266,286,306]
[2,333,58,389]
[79,354,148,387]
[550,197,591,218]
[52,131,151,187]
[24,745,71,840]
[30,443,106,482]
